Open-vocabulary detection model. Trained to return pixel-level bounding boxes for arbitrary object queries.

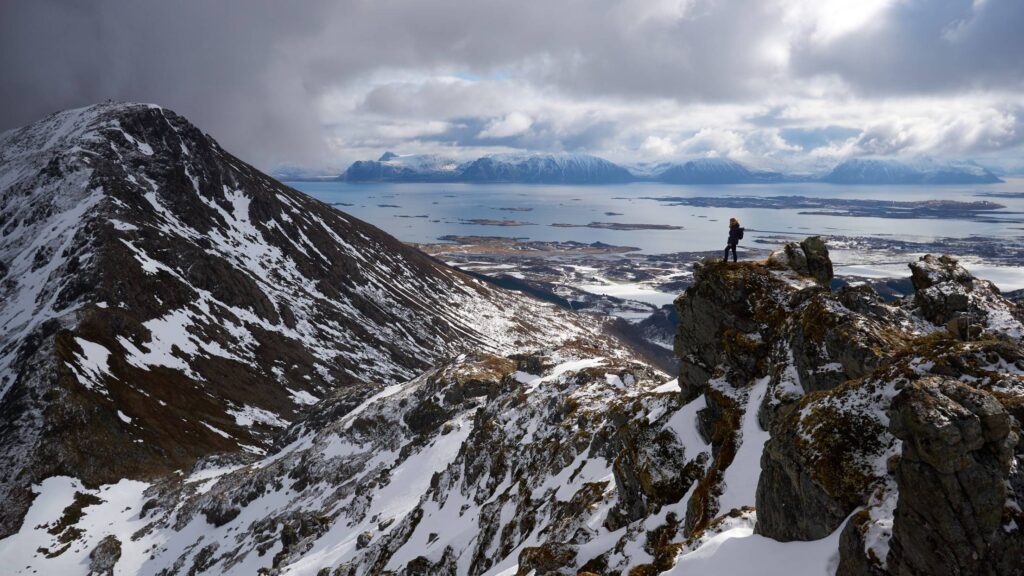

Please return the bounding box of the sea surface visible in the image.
[287,179,1024,254]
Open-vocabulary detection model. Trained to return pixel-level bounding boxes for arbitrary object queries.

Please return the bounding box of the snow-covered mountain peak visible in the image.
[0,102,594,538]
[824,157,1002,184]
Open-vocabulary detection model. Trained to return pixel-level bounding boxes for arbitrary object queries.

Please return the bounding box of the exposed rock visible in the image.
[886,378,1019,575]
[88,535,122,576]
[766,236,834,285]
[606,404,706,530]
[908,254,1024,338]
[517,542,577,575]
[674,261,783,401]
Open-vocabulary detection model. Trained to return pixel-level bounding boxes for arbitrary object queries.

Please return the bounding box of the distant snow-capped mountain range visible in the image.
[279,153,1004,185]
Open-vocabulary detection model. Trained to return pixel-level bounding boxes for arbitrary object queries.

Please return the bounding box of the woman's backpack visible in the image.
[738,227,745,240]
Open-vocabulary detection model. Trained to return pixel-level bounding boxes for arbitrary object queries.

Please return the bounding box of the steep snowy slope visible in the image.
[0,103,590,537]
[1,340,699,575]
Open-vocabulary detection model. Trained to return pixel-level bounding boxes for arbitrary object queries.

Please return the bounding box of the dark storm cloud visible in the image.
[2,0,1024,168]
[1,1,346,165]
[791,0,1024,95]
[413,116,620,154]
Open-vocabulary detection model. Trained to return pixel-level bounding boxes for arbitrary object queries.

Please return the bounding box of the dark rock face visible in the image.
[674,261,781,402]
[756,412,861,541]
[673,243,1024,573]
[887,378,1019,575]
[606,407,706,530]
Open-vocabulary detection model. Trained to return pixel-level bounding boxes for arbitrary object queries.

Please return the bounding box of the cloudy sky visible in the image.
[2,0,1023,173]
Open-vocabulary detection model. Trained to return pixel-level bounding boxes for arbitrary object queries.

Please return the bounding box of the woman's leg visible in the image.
[724,244,737,262]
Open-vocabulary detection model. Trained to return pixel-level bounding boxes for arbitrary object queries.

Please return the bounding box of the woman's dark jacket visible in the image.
[727,224,743,245]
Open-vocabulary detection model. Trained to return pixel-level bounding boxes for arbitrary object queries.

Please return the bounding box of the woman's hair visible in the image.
[729,217,739,226]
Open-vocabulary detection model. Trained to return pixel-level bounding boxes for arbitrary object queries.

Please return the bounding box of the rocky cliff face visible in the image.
[0,103,590,539]
[674,238,1023,574]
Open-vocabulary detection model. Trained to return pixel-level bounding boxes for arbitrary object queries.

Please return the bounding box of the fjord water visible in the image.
[288,179,1024,254]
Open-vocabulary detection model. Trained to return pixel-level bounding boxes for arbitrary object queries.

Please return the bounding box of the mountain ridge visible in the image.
[0,102,595,538]
[325,153,1004,185]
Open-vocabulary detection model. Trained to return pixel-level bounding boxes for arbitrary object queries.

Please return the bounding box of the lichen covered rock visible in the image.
[886,378,1019,575]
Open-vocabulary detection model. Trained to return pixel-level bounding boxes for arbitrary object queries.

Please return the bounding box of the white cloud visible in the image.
[641,136,677,156]
[376,120,451,140]
[478,112,534,138]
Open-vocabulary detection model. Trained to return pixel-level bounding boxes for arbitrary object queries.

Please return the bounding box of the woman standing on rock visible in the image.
[724,217,744,262]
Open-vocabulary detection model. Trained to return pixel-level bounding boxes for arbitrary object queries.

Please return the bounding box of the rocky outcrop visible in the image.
[886,378,1020,575]
[5,340,715,576]
[88,535,122,576]
[673,261,783,402]
[766,236,834,286]
[672,239,916,539]
[909,254,1023,340]
[672,243,1024,574]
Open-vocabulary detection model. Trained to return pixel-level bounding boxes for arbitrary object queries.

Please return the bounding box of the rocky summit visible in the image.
[1,105,1023,576]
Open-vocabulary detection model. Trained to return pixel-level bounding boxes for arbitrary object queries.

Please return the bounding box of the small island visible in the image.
[460,218,535,226]
[551,221,683,230]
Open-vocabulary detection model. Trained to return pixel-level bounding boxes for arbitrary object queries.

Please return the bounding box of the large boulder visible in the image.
[766,236,834,286]
[88,535,122,576]
[886,378,1020,575]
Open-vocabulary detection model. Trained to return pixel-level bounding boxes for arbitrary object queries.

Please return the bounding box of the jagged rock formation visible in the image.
[0,103,590,538]
[0,341,717,575]
[766,236,834,286]
[668,234,1023,574]
[670,241,1023,573]
[885,378,1020,575]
